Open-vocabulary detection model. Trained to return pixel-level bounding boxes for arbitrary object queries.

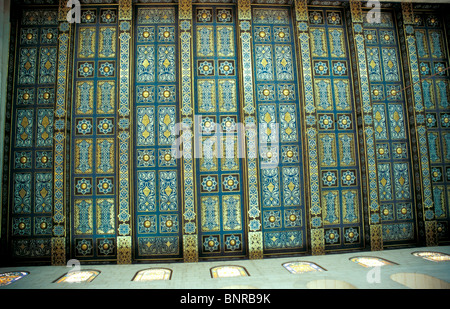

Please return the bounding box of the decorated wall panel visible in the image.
[71,6,119,260]
[251,7,307,254]
[414,11,450,242]
[363,10,417,245]
[309,7,363,250]
[3,1,450,265]
[133,6,182,260]
[133,7,182,259]
[7,8,58,261]
[193,5,247,258]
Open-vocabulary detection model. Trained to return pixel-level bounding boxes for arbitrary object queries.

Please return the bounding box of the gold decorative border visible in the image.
[58,0,70,21]
[401,2,437,247]
[238,0,251,21]
[179,0,199,263]
[117,0,132,264]
[51,237,66,266]
[117,235,132,264]
[51,0,72,265]
[425,221,438,247]
[119,0,132,20]
[183,234,198,262]
[238,0,263,259]
[350,0,363,23]
[369,224,382,251]
[349,0,382,251]
[294,0,324,255]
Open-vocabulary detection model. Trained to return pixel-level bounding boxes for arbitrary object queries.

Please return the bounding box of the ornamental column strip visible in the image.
[51,0,72,266]
[294,0,324,255]
[348,0,382,250]
[400,2,437,246]
[237,0,263,259]
[116,0,133,264]
[179,0,199,263]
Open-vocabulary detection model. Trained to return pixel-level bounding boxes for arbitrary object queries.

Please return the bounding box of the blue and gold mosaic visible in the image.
[8,8,58,260]
[133,6,182,259]
[310,7,363,250]
[363,11,416,244]
[71,6,119,259]
[193,5,246,257]
[4,1,449,264]
[414,11,450,241]
[252,7,306,253]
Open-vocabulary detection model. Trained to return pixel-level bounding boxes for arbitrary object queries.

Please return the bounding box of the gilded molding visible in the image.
[183,235,198,263]
[401,4,436,246]
[179,0,192,20]
[52,0,73,265]
[117,0,132,262]
[179,2,198,263]
[425,221,438,247]
[350,0,363,23]
[349,1,382,251]
[237,0,263,259]
[294,0,307,22]
[117,236,132,264]
[369,224,383,251]
[248,232,263,260]
[311,228,325,255]
[119,0,132,21]
[401,2,413,25]
[58,0,70,22]
[238,0,251,21]
[294,0,324,255]
[51,237,66,266]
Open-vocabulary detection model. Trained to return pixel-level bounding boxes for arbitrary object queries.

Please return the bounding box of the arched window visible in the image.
[412,251,450,262]
[0,271,29,286]
[350,256,396,267]
[210,265,249,278]
[132,268,172,281]
[54,270,100,283]
[282,261,326,274]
